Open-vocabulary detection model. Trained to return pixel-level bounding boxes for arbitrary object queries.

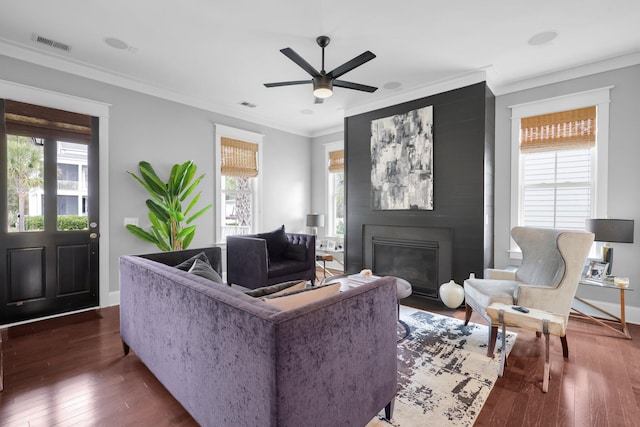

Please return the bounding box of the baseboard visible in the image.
[108,291,120,307]
[106,289,638,324]
[573,297,640,325]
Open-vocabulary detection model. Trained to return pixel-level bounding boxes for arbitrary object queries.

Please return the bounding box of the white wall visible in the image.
[0,54,311,302]
[495,65,640,317]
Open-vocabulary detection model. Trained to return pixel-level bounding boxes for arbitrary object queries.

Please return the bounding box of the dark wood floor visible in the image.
[1,294,639,426]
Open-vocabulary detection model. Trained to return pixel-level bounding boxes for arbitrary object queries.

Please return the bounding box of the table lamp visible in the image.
[585,219,634,275]
[306,213,325,235]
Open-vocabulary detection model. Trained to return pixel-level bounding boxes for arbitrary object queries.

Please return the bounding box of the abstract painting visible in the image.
[370,105,433,210]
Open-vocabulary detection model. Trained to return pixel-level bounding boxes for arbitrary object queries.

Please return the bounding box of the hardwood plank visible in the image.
[2,300,640,426]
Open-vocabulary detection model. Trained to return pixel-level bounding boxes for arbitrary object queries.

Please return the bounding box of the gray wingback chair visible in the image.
[464,227,594,357]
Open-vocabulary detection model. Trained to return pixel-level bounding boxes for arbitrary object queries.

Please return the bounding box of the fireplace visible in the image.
[363,225,452,298]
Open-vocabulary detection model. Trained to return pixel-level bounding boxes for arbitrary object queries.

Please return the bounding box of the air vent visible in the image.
[31,33,71,52]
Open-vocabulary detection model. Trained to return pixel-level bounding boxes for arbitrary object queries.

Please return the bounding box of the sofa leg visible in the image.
[487,325,498,357]
[464,304,472,325]
[122,340,130,356]
[384,397,395,420]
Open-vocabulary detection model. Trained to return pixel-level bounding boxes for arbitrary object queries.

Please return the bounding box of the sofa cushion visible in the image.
[261,282,341,310]
[267,259,309,278]
[174,251,211,271]
[244,280,307,298]
[283,243,307,261]
[188,259,224,284]
[257,225,289,262]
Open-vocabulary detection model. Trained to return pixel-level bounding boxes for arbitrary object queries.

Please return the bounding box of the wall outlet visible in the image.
[124,217,138,227]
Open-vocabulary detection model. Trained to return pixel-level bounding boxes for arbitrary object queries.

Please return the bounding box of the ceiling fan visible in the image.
[264,36,377,103]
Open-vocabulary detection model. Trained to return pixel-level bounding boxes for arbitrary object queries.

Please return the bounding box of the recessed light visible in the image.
[383,81,402,90]
[300,109,314,115]
[105,37,129,50]
[239,101,257,108]
[528,31,558,46]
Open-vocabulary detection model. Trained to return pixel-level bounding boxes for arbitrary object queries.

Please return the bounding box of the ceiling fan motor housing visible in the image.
[313,75,333,98]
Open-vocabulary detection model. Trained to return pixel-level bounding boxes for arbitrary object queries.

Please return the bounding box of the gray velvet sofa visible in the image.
[119,247,397,427]
[227,226,316,289]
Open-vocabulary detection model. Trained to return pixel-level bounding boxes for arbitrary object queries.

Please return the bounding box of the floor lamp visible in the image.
[585,219,635,275]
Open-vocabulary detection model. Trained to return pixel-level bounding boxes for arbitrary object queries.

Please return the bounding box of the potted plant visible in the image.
[126,160,212,251]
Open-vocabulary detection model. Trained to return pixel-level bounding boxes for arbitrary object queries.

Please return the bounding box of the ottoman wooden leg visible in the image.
[543,319,550,393]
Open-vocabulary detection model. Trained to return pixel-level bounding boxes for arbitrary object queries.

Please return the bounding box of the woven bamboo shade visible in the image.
[221,137,258,177]
[520,106,596,153]
[328,149,344,172]
[4,100,92,143]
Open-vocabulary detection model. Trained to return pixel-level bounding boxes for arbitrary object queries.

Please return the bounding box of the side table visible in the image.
[572,278,632,339]
[316,254,334,281]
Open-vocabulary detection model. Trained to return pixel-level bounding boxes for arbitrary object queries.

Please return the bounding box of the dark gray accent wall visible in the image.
[344,82,495,296]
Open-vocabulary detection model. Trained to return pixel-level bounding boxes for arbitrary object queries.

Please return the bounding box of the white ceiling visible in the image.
[1,0,639,137]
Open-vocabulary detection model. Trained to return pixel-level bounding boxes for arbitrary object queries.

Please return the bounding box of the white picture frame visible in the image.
[586,260,609,282]
[326,240,337,251]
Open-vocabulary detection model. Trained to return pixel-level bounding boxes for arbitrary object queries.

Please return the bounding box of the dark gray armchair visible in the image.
[226,226,316,289]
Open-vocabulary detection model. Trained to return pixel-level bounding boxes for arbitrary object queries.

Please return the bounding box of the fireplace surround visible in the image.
[344,82,495,301]
[363,225,452,298]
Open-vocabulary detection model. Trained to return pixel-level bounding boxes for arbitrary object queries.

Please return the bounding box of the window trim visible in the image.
[214,124,263,244]
[509,87,612,258]
[324,140,343,238]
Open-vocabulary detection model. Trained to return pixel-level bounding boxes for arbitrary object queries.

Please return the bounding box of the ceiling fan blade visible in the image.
[280,48,321,77]
[314,97,324,104]
[333,80,378,93]
[328,51,376,79]
[264,80,312,88]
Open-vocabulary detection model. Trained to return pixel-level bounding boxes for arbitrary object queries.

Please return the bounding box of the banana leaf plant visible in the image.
[126,160,212,251]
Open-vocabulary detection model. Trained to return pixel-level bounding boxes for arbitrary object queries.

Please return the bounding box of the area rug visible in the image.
[367,307,517,427]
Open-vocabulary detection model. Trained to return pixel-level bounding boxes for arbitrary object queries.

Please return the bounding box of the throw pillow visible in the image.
[244,280,307,298]
[188,259,224,284]
[174,251,211,271]
[283,243,307,262]
[257,225,289,262]
[261,283,341,311]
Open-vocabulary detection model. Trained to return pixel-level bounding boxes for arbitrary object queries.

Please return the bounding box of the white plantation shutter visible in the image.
[520,107,595,230]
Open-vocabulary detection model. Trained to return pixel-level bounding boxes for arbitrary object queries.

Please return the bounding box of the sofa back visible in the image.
[136,246,222,276]
[119,251,397,427]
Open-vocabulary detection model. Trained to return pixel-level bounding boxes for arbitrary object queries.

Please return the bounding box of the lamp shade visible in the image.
[585,219,634,243]
[306,214,325,228]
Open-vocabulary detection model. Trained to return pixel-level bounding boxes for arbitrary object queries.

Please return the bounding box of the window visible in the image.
[510,87,611,256]
[215,124,263,243]
[325,143,344,237]
[519,106,595,229]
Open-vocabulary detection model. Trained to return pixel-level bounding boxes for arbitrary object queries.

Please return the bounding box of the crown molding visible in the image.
[0,38,314,137]
[493,51,640,96]
[344,70,489,118]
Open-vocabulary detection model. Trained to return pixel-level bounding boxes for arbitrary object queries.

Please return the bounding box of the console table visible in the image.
[572,278,632,339]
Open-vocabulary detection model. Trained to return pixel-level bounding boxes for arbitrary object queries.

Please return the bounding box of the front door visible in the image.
[0,100,99,325]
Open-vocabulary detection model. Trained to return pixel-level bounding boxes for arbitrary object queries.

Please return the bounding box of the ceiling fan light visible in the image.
[313,76,333,98]
[313,87,333,98]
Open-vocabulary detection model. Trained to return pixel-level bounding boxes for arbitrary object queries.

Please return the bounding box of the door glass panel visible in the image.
[57,141,88,231]
[7,135,44,232]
